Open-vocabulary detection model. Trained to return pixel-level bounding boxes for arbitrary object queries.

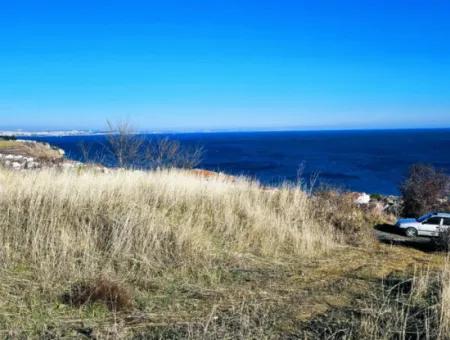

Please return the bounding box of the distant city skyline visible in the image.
[1,1,450,131]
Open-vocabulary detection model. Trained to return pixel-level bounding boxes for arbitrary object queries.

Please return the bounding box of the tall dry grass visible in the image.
[2,167,450,338]
[440,260,450,337]
[0,167,336,286]
[305,265,450,339]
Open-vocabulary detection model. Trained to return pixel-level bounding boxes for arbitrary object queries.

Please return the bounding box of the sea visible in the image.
[25,129,450,195]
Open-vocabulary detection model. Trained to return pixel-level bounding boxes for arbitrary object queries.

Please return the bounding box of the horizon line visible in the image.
[1,126,450,137]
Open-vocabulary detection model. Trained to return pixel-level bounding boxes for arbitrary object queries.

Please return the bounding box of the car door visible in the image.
[442,218,450,231]
[419,217,443,236]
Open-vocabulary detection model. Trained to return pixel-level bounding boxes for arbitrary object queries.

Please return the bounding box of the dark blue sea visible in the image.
[27,129,450,195]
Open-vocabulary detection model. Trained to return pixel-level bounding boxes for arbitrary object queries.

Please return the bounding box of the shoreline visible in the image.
[0,138,402,216]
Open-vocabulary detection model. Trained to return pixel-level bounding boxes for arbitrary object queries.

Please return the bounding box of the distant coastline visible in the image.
[0,130,105,137]
[2,127,450,138]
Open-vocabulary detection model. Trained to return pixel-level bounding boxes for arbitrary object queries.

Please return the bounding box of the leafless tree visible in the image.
[105,120,144,168]
[78,141,107,166]
[145,137,204,169]
[78,141,92,163]
[104,120,203,170]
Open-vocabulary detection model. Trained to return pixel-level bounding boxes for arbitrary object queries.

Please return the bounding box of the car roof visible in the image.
[434,212,450,218]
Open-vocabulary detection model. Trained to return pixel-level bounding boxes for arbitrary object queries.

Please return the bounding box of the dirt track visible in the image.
[374,224,436,251]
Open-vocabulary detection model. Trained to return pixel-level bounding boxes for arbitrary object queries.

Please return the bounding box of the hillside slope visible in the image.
[0,167,447,338]
[0,140,65,169]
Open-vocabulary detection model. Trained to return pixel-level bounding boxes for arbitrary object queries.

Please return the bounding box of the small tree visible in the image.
[104,120,203,170]
[105,120,144,168]
[400,164,450,217]
[145,137,203,170]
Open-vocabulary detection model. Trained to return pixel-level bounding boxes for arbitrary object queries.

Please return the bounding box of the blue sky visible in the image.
[1,1,450,131]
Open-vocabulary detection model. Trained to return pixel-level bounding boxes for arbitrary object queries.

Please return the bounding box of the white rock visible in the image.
[61,162,76,168]
[26,161,39,169]
[11,162,22,169]
[354,193,371,205]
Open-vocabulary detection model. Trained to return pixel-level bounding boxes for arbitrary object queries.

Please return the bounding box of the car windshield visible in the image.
[417,213,434,222]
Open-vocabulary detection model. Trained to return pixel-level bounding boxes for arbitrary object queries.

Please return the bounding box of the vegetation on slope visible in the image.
[0,167,449,338]
[400,163,450,217]
[0,140,63,161]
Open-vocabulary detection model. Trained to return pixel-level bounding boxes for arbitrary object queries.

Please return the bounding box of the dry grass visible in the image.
[312,190,383,246]
[0,140,63,161]
[0,167,339,336]
[0,140,17,149]
[0,166,448,338]
[303,265,450,339]
[440,261,450,337]
[0,168,335,279]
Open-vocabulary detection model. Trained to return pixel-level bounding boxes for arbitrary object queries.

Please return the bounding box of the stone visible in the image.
[26,161,39,169]
[354,192,371,205]
[11,162,22,169]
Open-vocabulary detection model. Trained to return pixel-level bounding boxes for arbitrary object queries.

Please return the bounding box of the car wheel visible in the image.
[405,227,418,238]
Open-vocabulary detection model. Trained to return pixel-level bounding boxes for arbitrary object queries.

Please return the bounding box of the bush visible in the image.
[400,164,450,217]
[434,229,450,252]
[0,135,16,141]
[311,190,381,246]
[62,277,133,311]
[370,193,383,201]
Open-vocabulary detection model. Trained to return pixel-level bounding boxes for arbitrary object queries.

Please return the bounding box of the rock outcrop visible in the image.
[0,140,80,170]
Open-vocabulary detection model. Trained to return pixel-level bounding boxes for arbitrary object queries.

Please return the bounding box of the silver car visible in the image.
[396,212,450,237]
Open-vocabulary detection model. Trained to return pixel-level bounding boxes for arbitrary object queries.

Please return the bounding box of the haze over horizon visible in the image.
[1,1,450,131]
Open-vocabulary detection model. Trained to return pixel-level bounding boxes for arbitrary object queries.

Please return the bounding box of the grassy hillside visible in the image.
[0,140,63,161]
[0,167,448,338]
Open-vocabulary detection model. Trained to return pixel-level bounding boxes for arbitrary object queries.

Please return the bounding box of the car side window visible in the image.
[443,218,450,226]
[423,217,442,225]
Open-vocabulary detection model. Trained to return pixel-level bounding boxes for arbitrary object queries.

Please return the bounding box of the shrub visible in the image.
[311,190,380,246]
[434,229,450,252]
[400,164,450,217]
[62,277,133,311]
[0,135,16,141]
[370,193,383,201]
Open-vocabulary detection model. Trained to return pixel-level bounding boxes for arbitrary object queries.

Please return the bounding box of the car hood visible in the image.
[397,218,417,224]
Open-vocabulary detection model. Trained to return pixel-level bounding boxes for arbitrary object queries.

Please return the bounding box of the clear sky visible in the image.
[1,1,450,131]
